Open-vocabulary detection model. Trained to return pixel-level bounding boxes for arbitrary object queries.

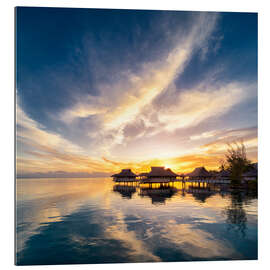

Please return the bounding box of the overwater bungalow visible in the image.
[186,167,231,184]
[187,167,211,181]
[140,167,179,183]
[111,169,138,182]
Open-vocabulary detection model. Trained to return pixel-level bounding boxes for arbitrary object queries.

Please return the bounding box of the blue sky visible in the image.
[16,7,257,176]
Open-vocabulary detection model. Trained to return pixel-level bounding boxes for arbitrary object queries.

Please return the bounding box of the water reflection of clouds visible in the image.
[161,223,239,259]
[18,207,148,264]
[16,178,112,253]
[105,211,161,262]
[16,178,257,264]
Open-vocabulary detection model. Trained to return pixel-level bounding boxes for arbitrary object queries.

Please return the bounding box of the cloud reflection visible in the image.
[17,178,257,264]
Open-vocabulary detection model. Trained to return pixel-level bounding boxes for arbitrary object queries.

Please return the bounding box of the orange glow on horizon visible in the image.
[17,151,258,176]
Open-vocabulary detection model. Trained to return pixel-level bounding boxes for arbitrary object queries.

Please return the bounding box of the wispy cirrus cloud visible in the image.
[56,11,256,161]
[56,13,224,154]
[17,10,257,175]
[141,81,254,133]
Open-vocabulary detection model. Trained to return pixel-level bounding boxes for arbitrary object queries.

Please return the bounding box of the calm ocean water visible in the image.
[16,178,258,265]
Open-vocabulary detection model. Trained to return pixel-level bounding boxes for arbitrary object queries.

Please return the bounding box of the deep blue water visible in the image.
[16,178,257,265]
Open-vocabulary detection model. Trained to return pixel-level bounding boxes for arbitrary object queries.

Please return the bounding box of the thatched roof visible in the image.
[187,167,211,177]
[147,167,178,177]
[111,169,137,178]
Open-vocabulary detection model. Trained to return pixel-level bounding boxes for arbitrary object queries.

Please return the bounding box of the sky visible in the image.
[16,7,257,177]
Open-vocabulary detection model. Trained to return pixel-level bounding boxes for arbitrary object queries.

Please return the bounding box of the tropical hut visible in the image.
[111,169,138,182]
[187,167,211,181]
[141,167,179,183]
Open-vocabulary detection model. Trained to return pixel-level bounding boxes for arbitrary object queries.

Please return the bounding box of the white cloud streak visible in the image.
[18,12,257,168]
[57,13,222,154]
